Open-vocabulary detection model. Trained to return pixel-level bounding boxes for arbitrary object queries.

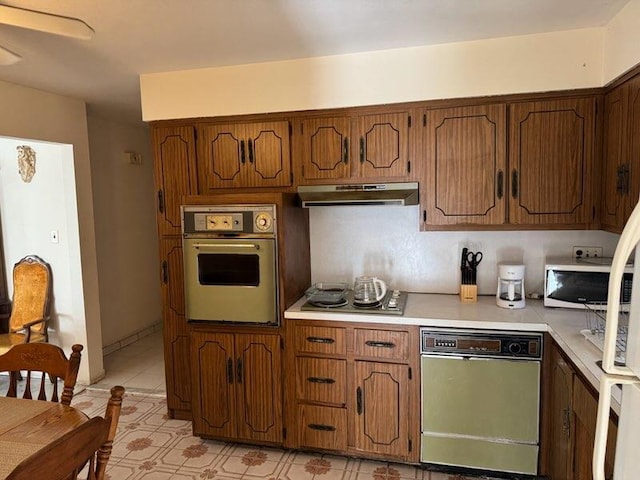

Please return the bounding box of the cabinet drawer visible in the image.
[294,325,346,355]
[298,405,347,452]
[354,329,409,360]
[296,357,347,405]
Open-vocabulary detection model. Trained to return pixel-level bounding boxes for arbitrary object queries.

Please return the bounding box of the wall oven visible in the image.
[182,204,278,324]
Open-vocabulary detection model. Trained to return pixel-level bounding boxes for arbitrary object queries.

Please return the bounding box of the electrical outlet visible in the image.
[124,152,142,165]
[573,246,603,258]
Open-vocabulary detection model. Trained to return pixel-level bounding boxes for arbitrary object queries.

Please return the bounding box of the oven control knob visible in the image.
[255,213,273,232]
[508,342,522,354]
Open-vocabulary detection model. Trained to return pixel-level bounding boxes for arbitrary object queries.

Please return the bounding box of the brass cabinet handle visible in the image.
[248,138,254,164]
[307,377,335,384]
[306,336,335,344]
[308,423,336,431]
[236,358,243,383]
[343,137,349,164]
[157,190,165,214]
[227,358,234,384]
[161,261,168,284]
[364,340,395,348]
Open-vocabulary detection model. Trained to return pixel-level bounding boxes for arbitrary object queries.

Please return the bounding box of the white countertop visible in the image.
[285,293,621,412]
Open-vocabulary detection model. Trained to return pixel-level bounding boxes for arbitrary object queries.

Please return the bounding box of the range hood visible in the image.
[298,182,419,207]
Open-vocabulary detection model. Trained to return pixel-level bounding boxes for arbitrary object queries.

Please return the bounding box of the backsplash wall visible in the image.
[308,206,621,296]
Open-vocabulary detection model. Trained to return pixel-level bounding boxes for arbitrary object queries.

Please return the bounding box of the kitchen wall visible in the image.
[309,206,620,296]
[0,80,101,384]
[87,115,160,348]
[604,0,640,81]
[140,27,603,121]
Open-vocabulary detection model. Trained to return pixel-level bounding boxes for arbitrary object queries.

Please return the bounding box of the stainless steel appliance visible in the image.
[297,182,419,207]
[544,256,633,309]
[182,204,278,324]
[301,286,407,316]
[420,328,542,475]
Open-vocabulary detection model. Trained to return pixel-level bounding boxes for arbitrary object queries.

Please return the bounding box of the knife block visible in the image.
[460,284,478,303]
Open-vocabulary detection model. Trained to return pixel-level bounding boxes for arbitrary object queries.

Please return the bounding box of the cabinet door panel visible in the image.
[353,329,409,361]
[152,126,197,235]
[296,357,347,405]
[353,361,410,459]
[301,117,351,181]
[628,76,640,224]
[198,124,246,190]
[601,86,629,233]
[298,405,347,451]
[549,346,574,480]
[235,334,283,443]
[246,121,291,187]
[509,98,595,226]
[423,105,506,226]
[191,332,236,438]
[355,113,410,179]
[159,239,191,415]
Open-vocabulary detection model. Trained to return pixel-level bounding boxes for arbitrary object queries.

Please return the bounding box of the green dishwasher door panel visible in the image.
[421,356,540,443]
[420,433,539,475]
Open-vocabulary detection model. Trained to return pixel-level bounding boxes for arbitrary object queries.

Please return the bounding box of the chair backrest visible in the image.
[93,385,125,480]
[0,343,83,405]
[9,255,51,336]
[5,416,110,480]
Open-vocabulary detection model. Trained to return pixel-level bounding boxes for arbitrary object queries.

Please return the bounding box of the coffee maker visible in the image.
[496,263,526,309]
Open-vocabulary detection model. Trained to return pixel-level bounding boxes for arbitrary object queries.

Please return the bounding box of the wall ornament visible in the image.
[16,145,36,183]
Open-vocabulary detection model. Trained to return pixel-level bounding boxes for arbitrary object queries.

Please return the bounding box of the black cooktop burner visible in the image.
[301,290,407,316]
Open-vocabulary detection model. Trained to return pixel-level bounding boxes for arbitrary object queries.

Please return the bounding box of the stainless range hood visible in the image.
[298,182,418,207]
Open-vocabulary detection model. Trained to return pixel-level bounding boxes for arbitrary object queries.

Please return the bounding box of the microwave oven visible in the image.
[544,257,633,309]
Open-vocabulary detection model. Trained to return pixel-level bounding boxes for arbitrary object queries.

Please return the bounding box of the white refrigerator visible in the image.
[593,200,640,479]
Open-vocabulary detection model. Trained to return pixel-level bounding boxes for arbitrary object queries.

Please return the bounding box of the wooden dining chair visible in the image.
[5,385,125,480]
[0,342,83,405]
[0,255,52,355]
[5,416,110,480]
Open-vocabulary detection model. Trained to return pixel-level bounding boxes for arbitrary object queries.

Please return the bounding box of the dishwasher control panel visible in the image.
[421,328,543,360]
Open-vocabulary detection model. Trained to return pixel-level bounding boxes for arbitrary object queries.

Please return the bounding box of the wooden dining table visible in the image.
[0,396,89,479]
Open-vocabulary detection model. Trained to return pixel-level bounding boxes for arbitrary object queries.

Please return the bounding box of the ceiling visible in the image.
[0,0,631,125]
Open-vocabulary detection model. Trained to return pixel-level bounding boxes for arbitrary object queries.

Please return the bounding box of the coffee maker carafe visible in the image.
[496,263,526,309]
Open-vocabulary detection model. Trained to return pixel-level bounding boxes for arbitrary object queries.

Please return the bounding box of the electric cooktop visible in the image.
[300,290,407,316]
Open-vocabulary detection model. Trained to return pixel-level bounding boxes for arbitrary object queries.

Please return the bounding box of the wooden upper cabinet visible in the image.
[355,113,410,179]
[300,117,351,181]
[508,97,596,226]
[601,84,630,233]
[421,104,507,227]
[198,121,292,190]
[300,112,412,183]
[152,126,198,236]
[628,75,640,223]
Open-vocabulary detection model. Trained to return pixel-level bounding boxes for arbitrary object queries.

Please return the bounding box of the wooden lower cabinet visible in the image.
[191,329,283,444]
[545,341,617,479]
[159,238,191,419]
[286,320,419,463]
[353,361,411,460]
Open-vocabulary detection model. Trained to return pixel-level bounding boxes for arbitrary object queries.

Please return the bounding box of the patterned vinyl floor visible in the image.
[73,388,494,480]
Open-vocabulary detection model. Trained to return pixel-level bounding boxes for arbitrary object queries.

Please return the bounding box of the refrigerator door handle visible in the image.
[604,199,640,375]
[593,374,640,480]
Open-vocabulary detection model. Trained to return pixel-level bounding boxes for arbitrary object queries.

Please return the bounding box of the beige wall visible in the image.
[604,0,640,82]
[140,28,603,121]
[87,115,160,347]
[0,80,101,384]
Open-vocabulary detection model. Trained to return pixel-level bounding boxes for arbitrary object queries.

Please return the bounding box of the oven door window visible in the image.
[198,253,260,286]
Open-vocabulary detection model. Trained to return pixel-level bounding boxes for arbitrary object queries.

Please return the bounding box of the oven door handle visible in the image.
[190,243,261,250]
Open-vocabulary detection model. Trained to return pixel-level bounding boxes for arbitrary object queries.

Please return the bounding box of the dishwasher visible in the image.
[420,328,543,476]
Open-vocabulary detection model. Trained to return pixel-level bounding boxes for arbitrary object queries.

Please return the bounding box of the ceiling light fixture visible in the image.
[0,4,94,39]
